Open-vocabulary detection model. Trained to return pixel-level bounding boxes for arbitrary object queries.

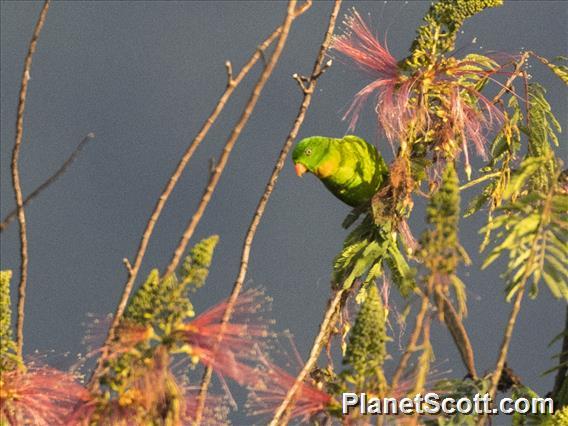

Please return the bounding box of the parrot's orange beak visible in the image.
[295,163,308,177]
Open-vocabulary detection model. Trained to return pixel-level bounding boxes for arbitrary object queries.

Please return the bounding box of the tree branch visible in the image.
[491,51,530,105]
[1,133,94,233]
[194,3,340,424]
[552,305,568,400]
[477,286,525,426]
[162,0,305,280]
[479,188,554,425]
[435,288,477,378]
[12,0,51,360]
[390,291,430,391]
[87,0,311,392]
[270,288,345,426]
[458,171,500,192]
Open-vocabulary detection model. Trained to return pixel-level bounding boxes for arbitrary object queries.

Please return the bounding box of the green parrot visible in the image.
[292,135,388,207]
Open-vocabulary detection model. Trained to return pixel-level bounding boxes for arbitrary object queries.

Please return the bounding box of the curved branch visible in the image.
[12,0,51,360]
[479,189,554,425]
[270,288,345,426]
[435,288,477,378]
[194,2,340,423]
[1,133,95,233]
[87,0,311,392]
[552,305,568,400]
[390,292,430,390]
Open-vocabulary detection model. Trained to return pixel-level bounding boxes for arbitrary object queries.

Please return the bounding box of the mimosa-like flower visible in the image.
[333,9,515,175]
[184,388,230,426]
[247,349,335,423]
[177,289,271,386]
[332,9,411,144]
[0,364,88,425]
[69,347,186,425]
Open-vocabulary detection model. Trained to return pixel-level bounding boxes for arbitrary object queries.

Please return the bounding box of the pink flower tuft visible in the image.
[177,289,271,387]
[332,9,410,143]
[184,388,230,426]
[333,10,517,173]
[0,365,89,425]
[247,349,334,423]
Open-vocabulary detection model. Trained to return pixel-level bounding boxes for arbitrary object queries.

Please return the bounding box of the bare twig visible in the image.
[458,171,500,191]
[87,0,311,391]
[390,292,430,390]
[270,288,345,426]
[162,0,302,280]
[195,3,340,424]
[441,292,477,378]
[11,0,51,360]
[477,287,525,426]
[410,314,432,426]
[479,189,554,425]
[122,258,133,275]
[552,305,568,399]
[1,133,95,233]
[491,51,530,104]
[433,288,477,378]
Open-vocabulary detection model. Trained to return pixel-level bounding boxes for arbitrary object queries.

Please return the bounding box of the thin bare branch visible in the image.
[11,0,51,360]
[87,0,311,392]
[195,2,340,423]
[270,288,345,426]
[390,292,430,391]
[162,0,302,279]
[1,133,95,233]
[479,188,554,425]
[458,171,500,192]
[491,51,530,104]
[477,287,525,426]
[435,288,477,378]
[552,305,568,399]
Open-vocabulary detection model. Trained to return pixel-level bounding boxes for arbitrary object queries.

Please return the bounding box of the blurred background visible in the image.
[1,1,566,423]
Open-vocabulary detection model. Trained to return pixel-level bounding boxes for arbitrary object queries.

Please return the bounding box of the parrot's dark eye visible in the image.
[305,148,312,156]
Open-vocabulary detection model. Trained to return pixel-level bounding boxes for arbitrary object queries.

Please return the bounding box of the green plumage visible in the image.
[292,135,388,207]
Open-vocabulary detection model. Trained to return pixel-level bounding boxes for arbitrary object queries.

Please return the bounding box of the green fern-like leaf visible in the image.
[533,54,568,86]
[482,173,568,301]
[334,214,415,297]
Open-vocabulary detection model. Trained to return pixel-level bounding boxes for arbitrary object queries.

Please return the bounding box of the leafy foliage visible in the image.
[91,236,220,424]
[333,214,415,297]
[425,377,492,425]
[0,270,20,372]
[405,0,503,69]
[481,85,567,301]
[510,385,555,425]
[532,54,568,85]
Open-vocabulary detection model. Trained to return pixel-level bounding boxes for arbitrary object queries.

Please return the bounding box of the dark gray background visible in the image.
[1,1,566,423]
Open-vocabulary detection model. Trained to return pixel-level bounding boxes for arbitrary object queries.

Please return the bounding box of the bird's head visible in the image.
[292,136,331,177]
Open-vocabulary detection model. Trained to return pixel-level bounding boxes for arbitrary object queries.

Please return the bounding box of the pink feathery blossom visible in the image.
[0,365,89,425]
[247,349,334,423]
[333,9,516,173]
[184,388,230,426]
[68,347,187,425]
[177,289,271,387]
[332,9,412,143]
